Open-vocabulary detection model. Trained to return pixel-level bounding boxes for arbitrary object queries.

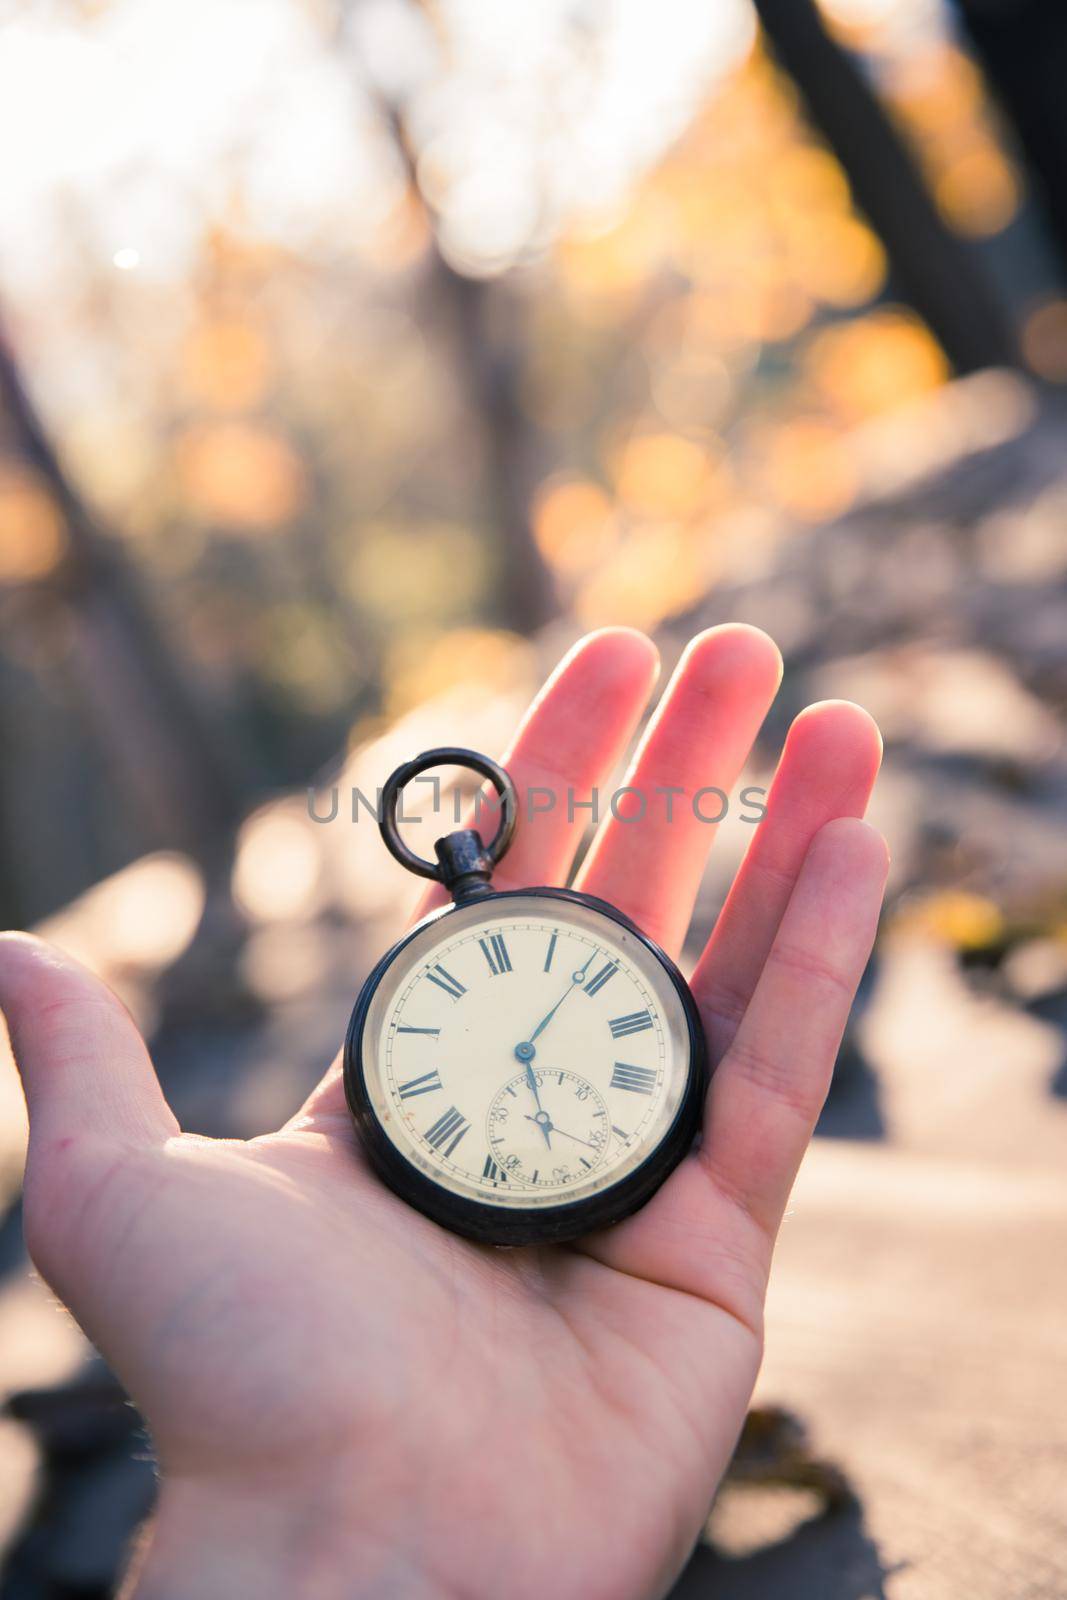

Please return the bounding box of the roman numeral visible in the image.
[479,933,512,976]
[585,960,618,997]
[482,1155,508,1183]
[611,1062,658,1095]
[425,964,466,1001]
[397,1069,442,1099]
[608,1010,653,1039]
[544,932,557,972]
[396,1025,440,1036]
[424,1106,470,1157]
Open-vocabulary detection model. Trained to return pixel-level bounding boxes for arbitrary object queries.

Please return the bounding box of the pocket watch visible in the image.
[343,748,707,1246]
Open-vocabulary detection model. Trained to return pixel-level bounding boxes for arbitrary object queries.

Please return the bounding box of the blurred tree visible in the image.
[0,320,253,891]
[752,0,1018,373]
[441,267,555,635]
[952,0,1067,278]
[357,37,556,636]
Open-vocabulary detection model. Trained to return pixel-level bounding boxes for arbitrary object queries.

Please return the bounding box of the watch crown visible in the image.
[434,828,496,903]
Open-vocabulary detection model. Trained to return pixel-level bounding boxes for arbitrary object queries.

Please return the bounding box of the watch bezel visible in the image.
[343,886,707,1247]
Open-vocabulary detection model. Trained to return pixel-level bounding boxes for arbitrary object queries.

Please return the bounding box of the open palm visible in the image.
[2,626,886,1600]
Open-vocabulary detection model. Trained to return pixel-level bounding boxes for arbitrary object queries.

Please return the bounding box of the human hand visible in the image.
[1,626,887,1600]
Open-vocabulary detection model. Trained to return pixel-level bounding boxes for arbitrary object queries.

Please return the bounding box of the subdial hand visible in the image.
[524,1116,600,1152]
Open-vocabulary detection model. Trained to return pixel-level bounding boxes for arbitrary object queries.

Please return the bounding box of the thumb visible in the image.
[0,932,177,1152]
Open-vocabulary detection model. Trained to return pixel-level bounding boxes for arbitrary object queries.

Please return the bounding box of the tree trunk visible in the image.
[0,320,249,874]
[952,0,1067,280]
[371,97,556,635]
[752,0,1019,374]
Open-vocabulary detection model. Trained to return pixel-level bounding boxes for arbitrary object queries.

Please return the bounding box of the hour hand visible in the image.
[524,1060,544,1109]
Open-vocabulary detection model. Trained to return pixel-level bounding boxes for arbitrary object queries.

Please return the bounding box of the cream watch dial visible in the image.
[358,893,693,1212]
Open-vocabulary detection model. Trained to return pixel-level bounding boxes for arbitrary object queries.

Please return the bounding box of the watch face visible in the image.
[345,890,704,1243]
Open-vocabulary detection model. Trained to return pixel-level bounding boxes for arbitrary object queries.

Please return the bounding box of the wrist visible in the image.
[123,1471,433,1600]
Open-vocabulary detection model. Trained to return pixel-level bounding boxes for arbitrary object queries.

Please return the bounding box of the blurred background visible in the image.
[0,0,1066,1594]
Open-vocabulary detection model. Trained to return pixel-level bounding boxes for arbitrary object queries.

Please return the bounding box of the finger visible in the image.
[575,626,782,956]
[702,816,888,1235]
[0,932,177,1149]
[577,819,887,1324]
[694,700,882,1062]
[286,1050,348,1130]
[411,626,659,913]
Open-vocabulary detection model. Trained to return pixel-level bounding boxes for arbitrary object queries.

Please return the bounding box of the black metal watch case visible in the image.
[343,885,707,1247]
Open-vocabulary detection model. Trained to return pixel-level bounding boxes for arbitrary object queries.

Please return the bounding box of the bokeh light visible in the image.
[0,467,67,583]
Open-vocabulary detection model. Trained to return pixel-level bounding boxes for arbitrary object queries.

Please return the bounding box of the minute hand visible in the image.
[524,954,595,1047]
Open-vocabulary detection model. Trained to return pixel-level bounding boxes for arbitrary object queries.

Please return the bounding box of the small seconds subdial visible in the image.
[486,1069,610,1190]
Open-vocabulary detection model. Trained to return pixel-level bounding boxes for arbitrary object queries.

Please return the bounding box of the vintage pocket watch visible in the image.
[343,748,706,1246]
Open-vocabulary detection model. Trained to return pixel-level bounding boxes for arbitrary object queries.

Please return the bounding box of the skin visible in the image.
[0,626,888,1600]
